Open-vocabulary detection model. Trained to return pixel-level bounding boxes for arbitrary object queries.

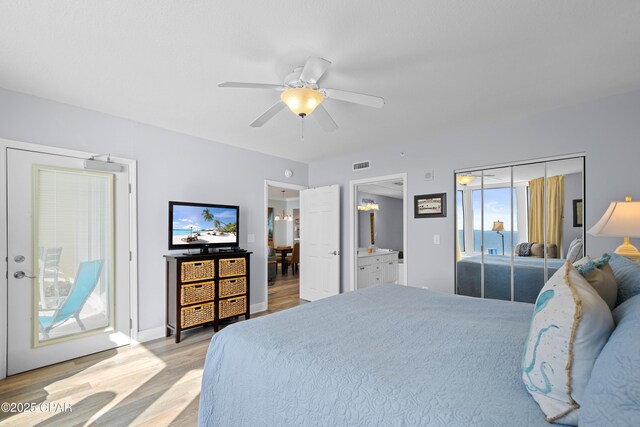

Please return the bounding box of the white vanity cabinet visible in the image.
[357,252,399,289]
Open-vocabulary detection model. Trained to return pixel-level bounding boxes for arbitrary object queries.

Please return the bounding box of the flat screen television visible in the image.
[169,201,239,252]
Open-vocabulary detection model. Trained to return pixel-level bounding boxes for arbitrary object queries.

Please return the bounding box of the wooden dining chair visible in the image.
[285,242,300,274]
[267,246,277,283]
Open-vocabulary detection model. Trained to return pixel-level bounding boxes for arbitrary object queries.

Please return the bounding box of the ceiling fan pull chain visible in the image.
[301,116,305,141]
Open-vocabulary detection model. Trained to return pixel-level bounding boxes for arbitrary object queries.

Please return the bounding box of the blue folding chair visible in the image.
[39,259,104,338]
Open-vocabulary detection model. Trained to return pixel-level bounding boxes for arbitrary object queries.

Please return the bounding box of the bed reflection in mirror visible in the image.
[455,157,585,303]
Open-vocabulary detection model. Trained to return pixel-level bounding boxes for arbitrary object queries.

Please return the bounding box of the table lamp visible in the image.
[588,196,640,262]
[492,220,505,256]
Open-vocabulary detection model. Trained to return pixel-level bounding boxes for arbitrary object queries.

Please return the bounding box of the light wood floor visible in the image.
[0,272,304,426]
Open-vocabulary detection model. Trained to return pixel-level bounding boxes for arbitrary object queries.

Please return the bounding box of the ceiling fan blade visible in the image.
[219,82,285,91]
[299,57,332,84]
[323,88,385,108]
[250,102,286,127]
[313,104,338,132]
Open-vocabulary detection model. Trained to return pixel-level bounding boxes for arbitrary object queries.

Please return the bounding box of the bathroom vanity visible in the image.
[357,250,400,289]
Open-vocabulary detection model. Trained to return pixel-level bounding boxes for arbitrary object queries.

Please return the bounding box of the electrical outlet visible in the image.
[247,234,255,243]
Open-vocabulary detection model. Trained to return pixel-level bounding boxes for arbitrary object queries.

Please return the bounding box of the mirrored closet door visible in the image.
[455,156,585,303]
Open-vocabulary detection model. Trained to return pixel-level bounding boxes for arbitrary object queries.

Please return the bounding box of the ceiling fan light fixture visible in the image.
[457,175,476,186]
[280,87,324,117]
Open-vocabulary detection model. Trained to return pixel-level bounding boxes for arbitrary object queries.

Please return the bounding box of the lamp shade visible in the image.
[588,197,640,237]
[280,88,324,117]
[492,221,505,232]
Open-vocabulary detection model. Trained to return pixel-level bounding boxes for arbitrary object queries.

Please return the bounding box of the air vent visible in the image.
[352,160,370,171]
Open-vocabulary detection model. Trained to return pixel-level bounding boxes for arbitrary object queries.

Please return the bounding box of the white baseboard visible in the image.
[250,302,267,314]
[132,326,166,343]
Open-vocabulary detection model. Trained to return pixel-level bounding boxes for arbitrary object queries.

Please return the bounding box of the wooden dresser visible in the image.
[164,251,251,343]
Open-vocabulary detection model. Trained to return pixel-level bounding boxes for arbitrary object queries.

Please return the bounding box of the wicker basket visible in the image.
[218,296,247,319]
[219,258,246,277]
[181,281,215,305]
[219,277,247,298]
[181,260,215,283]
[181,302,215,328]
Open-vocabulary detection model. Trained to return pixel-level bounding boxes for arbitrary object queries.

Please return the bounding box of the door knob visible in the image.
[13,271,37,279]
[328,251,340,255]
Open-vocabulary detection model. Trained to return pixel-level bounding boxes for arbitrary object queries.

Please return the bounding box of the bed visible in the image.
[456,255,565,303]
[198,285,549,426]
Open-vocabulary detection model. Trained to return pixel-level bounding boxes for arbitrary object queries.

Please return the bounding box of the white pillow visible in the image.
[522,261,614,425]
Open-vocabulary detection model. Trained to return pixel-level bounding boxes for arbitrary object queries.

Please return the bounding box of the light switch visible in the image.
[433,234,440,245]
[247,234,255,243]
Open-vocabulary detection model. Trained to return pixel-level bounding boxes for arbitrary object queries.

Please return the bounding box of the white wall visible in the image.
[268,199,289,247]
[286,199,299,244]
[0,88,308,333]
[309,89,640,294]
[268,198,298,246]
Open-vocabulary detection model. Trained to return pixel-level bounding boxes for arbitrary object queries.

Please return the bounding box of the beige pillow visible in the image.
[583,264,617,310]
[574,257,618,310]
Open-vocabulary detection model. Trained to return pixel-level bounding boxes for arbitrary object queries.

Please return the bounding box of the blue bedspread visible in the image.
[457,255,565,303]
[199,285,548,426]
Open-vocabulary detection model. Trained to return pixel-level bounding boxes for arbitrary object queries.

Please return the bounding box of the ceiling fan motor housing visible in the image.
[284,66,318,89]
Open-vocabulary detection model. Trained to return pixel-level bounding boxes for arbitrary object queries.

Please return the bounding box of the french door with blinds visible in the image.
[6,147,131,375]
[455,156,585,303]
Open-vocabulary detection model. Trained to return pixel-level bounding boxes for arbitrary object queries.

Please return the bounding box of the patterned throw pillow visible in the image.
[522,261,614,425]
[566,238,584,263]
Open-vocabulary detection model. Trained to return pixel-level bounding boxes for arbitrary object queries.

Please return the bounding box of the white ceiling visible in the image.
[268,186,299,200]
[358,179,404,199]
[1,2,639,163]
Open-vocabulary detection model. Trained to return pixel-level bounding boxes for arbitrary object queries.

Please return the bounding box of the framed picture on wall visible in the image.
[414,193,447,218]
[573,199,583,227]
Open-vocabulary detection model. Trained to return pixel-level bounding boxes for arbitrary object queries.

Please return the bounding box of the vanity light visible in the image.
[357,198,379,211]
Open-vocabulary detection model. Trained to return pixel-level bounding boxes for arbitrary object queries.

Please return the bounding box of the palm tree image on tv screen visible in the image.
[172,205,237,245]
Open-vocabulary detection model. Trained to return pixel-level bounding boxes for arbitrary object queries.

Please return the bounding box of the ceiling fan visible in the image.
[218,57,385,132]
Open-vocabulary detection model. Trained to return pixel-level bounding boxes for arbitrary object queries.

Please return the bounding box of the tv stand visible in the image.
[164,251,252,343]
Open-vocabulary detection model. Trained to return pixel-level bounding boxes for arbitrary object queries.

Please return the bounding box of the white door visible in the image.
[7,148,131,375]
[300,185,340,301]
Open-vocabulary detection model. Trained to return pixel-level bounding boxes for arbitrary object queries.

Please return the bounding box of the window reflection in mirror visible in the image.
[455,156,584,303]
